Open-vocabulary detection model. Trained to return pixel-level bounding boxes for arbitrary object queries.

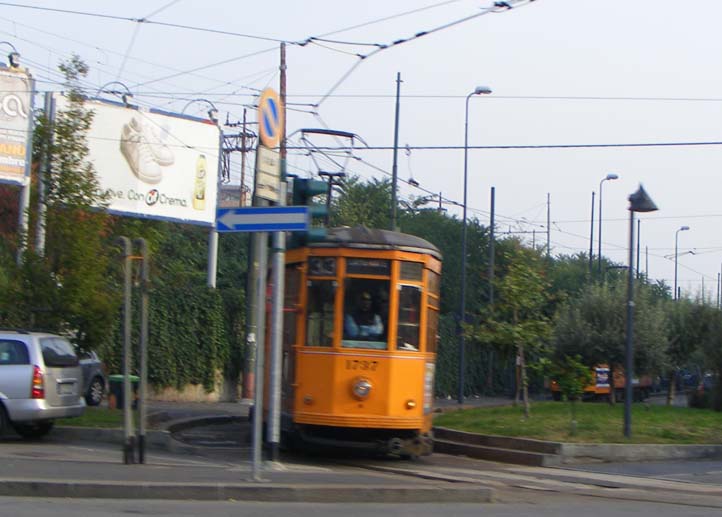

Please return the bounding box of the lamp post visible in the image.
[458,85,492,404]
[598,173,619,275]
[624,185,658,438]
[674,225,690,300]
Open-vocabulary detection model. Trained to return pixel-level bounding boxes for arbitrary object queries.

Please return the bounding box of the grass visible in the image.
[433,401,722,444]
[56,406,126,428]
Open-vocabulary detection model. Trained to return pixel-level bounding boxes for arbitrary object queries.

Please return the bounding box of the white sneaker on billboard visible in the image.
[120,121,163,184]
[128,117,175,167]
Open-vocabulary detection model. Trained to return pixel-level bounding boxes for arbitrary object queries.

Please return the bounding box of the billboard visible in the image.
[54,95,221,226]
[0,67,33,185]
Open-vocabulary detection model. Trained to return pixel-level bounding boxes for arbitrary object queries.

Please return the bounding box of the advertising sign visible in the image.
[54,95,221,226]
[0,68,33,185]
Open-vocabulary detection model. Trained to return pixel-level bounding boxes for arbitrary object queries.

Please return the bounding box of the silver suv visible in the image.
[0,330,85,438]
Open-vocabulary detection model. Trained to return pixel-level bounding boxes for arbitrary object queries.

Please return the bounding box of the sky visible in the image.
[3,0,722,299]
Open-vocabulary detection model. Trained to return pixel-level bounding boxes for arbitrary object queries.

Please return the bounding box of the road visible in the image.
[2,496,721,517]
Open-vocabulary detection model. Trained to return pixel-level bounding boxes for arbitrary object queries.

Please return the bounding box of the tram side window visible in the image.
[306,280,335,347]
[426,308,439,354]
[342,279,389,350]
[397,285,421,351]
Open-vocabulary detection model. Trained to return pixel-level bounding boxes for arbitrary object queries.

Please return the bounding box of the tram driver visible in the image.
[344,290,384,340]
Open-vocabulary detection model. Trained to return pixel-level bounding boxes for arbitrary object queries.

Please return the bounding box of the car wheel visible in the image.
[0,403,8,435]
[86,376,105,406]
[13,422,54,439]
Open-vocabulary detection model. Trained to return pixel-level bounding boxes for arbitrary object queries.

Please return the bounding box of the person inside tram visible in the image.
[344,290,384,340]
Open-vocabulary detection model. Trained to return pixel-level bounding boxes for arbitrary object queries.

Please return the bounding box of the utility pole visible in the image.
[390,72,401,231]
[546,193,550,258]
[240,108,248,206]
[488,186,495,306]
[35,92,53,257]
[588,191,595,274]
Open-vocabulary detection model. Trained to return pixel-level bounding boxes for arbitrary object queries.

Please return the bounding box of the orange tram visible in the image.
[269,226,442,458]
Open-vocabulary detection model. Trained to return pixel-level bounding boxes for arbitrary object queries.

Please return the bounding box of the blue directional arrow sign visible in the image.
[215,206,309,233]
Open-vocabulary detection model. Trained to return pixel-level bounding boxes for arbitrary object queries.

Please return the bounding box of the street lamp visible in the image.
[624,184,658,439]
[0,41,20,68]
[182,98,219,123]
[598,173,619,275]
[458,85,492,404]
[674,225,690,300]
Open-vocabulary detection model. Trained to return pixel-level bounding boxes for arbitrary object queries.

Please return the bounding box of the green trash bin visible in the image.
[108,374,139,409]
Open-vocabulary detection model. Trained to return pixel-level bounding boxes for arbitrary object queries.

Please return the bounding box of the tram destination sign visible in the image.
[215,206,309,232]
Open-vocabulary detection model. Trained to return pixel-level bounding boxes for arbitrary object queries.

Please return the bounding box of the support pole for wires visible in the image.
[390,72,401,231]
[489,187,495,306]
[546,193,551,258]
[589,191,595,274]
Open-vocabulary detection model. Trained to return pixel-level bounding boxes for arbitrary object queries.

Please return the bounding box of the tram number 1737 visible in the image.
[345,359,378,371]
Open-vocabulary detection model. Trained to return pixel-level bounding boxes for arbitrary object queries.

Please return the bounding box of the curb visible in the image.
[0,479,493,503]
[432,427,722,465]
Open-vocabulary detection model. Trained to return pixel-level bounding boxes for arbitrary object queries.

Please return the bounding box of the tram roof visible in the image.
[309,226,442,259]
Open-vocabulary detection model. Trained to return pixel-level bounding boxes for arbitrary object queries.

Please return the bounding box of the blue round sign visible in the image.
[258,88,284,148]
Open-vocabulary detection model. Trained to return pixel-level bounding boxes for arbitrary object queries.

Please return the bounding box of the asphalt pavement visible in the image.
[0,393,711,504]
[0,396,512,503]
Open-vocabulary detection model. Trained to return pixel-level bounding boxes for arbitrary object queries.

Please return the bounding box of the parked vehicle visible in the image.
[550,364,652,401]
[77,350,107,406]
[0,329,85,438]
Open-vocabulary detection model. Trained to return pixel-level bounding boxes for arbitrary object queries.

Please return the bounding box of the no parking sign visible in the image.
[257,88,284,148]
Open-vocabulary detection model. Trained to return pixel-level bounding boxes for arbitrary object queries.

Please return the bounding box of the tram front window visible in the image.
[343,279,389,350]
[306,280,335,347]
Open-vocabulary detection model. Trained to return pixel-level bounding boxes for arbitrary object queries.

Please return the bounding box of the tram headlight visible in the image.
[405,399,417,409]
[351,377,372,400]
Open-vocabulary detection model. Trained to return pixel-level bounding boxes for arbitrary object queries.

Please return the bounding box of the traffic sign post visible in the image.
[215,206,309,233]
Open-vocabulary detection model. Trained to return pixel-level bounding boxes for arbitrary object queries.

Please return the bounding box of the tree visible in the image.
[553,280,667,403]
[471,246,552,419]
[539,354,593,435]
[330,175,392,229]
[0,54,116,351]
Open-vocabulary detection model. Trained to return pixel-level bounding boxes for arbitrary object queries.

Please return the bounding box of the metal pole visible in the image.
[624,211,635,439]
[636,219,641,280]
[458,92,473,404]
[117,237,135,463]
[207,128,223,288]
[207,230,218,288]
[35,92,53,257]
[267,42,287,462]
[135,238,149,464]
[674,230,680,301]
[589,191,595,274]
[16,75,35,265]
[598,180,605,276]
[268,182,286,462]
[240,108,247,206]
[546,193,550,258]
[251,230,268,481]
[390,72,401,231]
[489,186,495,307]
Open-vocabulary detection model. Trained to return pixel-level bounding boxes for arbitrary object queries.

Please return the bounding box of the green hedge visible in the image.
[101,284,239,392]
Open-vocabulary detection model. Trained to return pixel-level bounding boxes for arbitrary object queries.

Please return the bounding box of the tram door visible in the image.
[281,263,301,414]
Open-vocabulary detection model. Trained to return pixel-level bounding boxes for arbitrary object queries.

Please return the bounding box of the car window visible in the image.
[0,339,30,365]
[40,338,79,367]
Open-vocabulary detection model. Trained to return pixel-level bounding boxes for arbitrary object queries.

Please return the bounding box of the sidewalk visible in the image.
[0,437,492,502]
[0,397,503,502]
